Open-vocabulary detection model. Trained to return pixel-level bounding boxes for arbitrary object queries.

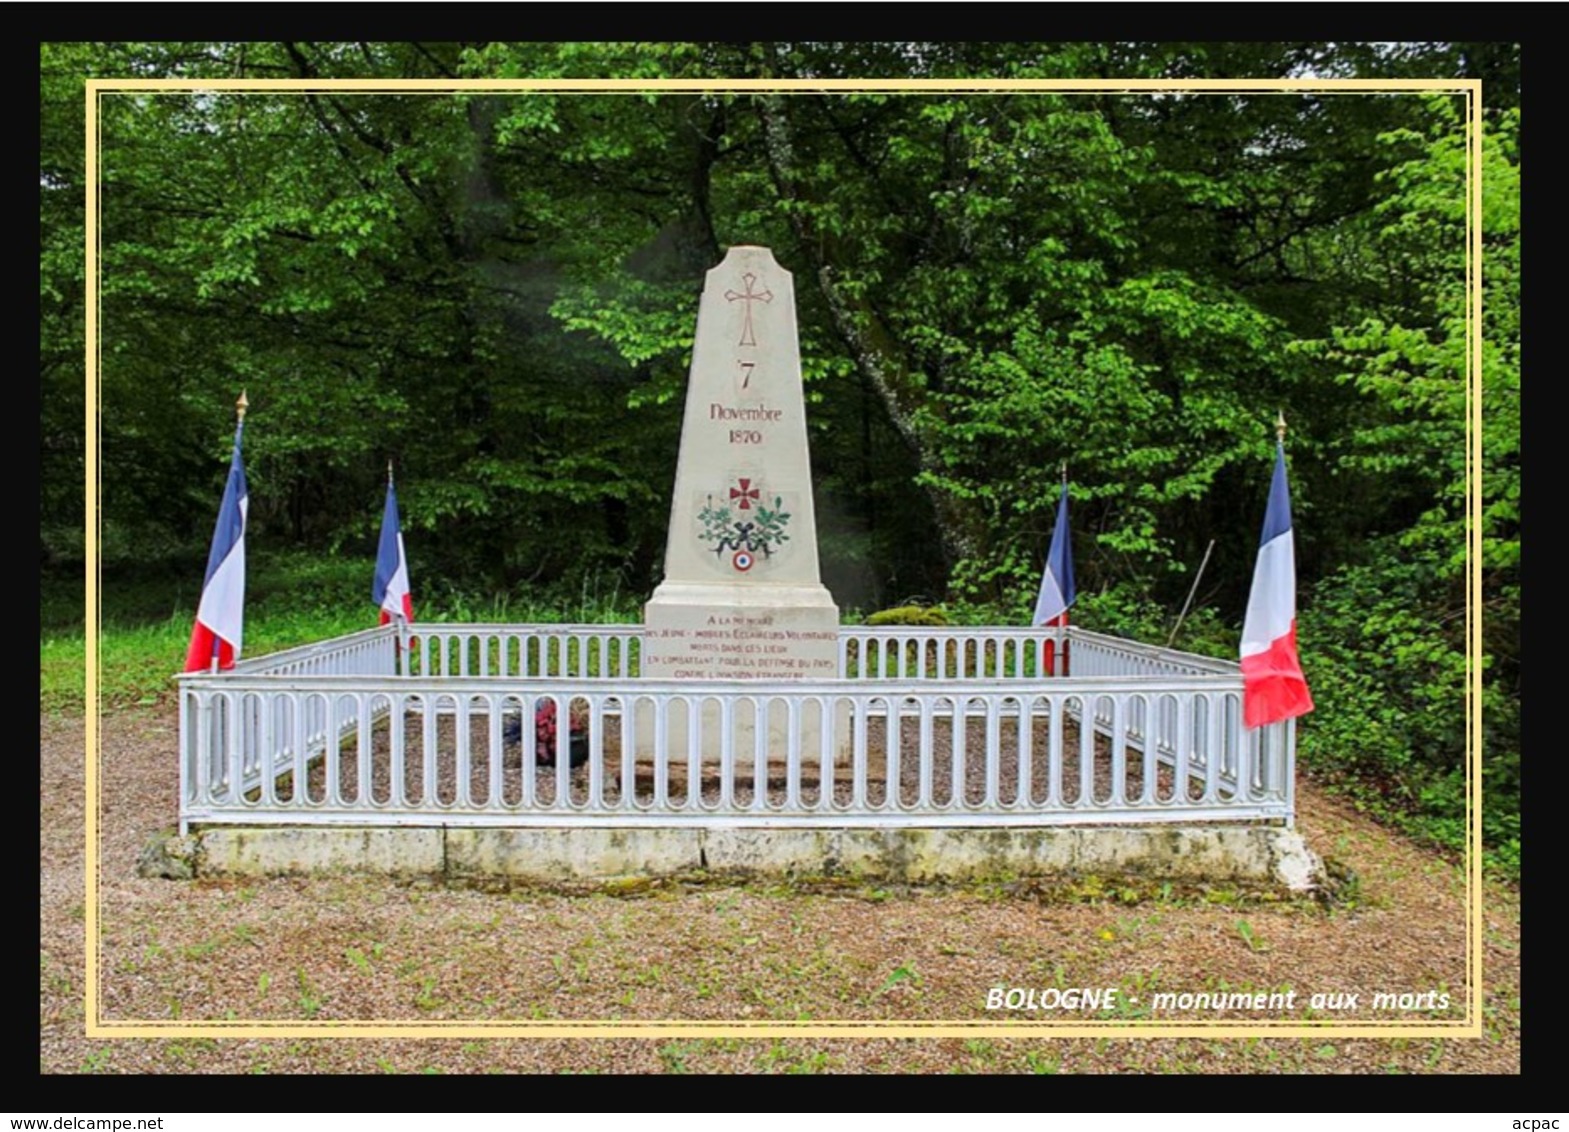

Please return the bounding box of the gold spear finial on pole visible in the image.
[236,389,249,423]
[388,459,395,486]
[1275,410,1287,443]
[1060,460,1068,487]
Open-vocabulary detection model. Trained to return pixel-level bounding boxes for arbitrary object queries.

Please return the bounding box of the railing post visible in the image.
[194,691,215,810]
[355,693,373,809]
[586,693,604,812]
[421,694,439,811]
[751,697,769,813]
[552,693,571,812]
[918,695,935,810]
[259,691,276,808]
[1203,692,1223,806]
[949,695,966,812]
[178,686,193,833]
[1280,717,1296,824]
[685,697,702,812]
[1047,694,1065,809]
[718,696,736,810]
[486,693,503,812]
[983,696,1001,808]
[648,695,667,812]
[1075,696,1095,809]
[1115,695,1135,807]
[817,696,838,813]
[293,692,311,811]
[883,696,901,811]
[785,696,805,813]
[851,696,869,810]
[389,691,405,809]
[1013,695,1031,809]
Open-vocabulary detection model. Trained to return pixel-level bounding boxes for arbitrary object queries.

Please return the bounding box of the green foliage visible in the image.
[1292,99,1518,877]
[41,549,644,713]
[864,605,950,627]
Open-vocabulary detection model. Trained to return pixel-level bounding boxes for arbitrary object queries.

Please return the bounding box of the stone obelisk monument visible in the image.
[643,245,840,681]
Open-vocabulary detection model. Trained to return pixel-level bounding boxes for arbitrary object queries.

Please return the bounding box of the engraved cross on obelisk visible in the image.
[724,272,773,348]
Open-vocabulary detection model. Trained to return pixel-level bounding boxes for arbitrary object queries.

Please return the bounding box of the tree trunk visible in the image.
[754,92,982,580]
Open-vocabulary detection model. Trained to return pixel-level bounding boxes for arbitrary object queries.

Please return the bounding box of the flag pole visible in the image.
[1060,460,1069,677]
[1167,539,1215,648]
[211,389,248,674]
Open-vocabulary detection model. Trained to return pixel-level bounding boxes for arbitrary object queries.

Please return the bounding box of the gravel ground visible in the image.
[41,706,1520,1075]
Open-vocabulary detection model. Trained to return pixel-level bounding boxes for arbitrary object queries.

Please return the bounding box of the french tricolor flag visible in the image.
[183,417,248,673]
[1240,440,1314,729]
[1033,477,1075,674]
[373,475,414,626]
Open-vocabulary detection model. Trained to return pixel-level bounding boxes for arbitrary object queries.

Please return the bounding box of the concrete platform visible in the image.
[163,822,1324,891]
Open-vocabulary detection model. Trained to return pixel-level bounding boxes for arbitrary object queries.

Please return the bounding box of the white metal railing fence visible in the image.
[176,624,1293,833]
[176,626,397,816]
[388,623,1229,682]
[398,624,643,680]
[225,625,398,678]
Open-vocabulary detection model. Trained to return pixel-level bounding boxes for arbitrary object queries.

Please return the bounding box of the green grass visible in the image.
[44,552,1087,707]
[41,551,645,713]
[45,605,377,713]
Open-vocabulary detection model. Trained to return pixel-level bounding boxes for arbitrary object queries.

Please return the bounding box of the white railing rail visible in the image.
[175,624,1293,833]
[398,624,643,680]
[226,625,398,678]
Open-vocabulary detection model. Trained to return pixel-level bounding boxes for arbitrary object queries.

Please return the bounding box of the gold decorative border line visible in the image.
[82,73,1485,1041]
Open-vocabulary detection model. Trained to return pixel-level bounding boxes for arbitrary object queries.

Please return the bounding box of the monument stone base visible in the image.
[639,582,846,762]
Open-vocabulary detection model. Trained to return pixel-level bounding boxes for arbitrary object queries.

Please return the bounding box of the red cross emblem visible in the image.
[729,478,760,510]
